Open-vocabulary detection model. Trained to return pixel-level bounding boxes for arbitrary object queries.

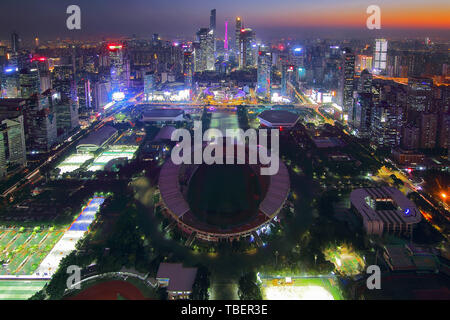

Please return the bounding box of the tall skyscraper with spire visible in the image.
[235,17,242,55]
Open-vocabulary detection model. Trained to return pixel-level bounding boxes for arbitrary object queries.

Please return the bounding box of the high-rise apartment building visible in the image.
[257,50,272,99]
[373,38,388,74]
[419,113,438,149]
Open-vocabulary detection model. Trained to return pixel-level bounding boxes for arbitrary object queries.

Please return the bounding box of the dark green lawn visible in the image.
[187,164,262,228]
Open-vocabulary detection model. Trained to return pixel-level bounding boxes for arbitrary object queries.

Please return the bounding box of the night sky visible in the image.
[0,0,449,42]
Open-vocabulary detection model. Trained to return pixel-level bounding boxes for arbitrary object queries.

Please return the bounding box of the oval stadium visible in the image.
[158,143,290,242]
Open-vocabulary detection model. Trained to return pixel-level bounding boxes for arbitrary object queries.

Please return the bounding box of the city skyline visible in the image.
[0,0,449,42]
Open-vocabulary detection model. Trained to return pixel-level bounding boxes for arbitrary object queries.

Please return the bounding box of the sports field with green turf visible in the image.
[323,245,365,276]
[261,276,344,300]
[0,280,48,300]
[0,229,63,275]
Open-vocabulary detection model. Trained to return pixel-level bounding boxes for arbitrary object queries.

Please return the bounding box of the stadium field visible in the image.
[261,276,343,300]
[0,280,48,300]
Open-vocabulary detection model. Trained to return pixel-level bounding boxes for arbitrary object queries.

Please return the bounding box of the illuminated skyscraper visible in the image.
[108,43,129,93]
[144,71,155,101]
[238,28,255,69]
[0,115,26,179]
[373,38,388,74]
[196,28,215,71]
[183,52,193,88]
[235,17,242,54]
[371,102,402,148]
[257,50,272,100]
[341,48,355,121]
[1,67,19,98]
[210,9,216,54]
[19,67,41,98]
[407,77,433,117]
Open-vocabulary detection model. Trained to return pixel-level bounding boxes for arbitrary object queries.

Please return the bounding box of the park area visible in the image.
[261,276,343,300]
[323,244,365,276]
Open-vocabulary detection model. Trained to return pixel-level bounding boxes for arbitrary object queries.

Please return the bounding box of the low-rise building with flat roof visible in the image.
[350,187,421,236]
[156,263,197,300]
[142,108,185,123]
[76,125,118,153]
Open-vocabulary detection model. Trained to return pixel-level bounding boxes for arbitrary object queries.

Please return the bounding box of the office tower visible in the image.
[341,48,355,121]
[51,64,76,101]
[280,65,294,97]
[108,43,126,93]
[196,28,215,72]
[11,32,20,53]
[357,69,373,94]
[1,66,19,98]
[55,98,79,136]
[144,71,155,101]
[257,50,272,100]
[77,77,92,111]
[19,67,41,98]
[0,115,26,179]
[373,38,388,74]
[32,57,51,93]
[25,93,58,153]
[93,81,110,111]
[235,17,242,54]
[401,124,420,150]
[353,93,373,137]
[183,52,193,88]
[419,113,438,149]
[371,102,403,148]
[210,9,216,54]
[238,28,255,69]
[407,77,433,121]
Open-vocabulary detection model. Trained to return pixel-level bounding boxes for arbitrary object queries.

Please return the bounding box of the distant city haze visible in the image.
[0,0,449,42]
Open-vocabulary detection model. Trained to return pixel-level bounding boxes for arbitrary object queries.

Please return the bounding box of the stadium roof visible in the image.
[257,110,300,128]
[259,160,290,218]
[156,263,197,292]
[158,159,190,218]
[77,125,118,148]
